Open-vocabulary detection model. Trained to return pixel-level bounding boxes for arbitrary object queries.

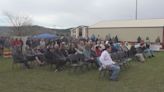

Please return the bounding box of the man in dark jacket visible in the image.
[12,47,31,69]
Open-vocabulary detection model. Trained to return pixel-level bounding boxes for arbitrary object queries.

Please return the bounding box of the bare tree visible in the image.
[3,12,33,36]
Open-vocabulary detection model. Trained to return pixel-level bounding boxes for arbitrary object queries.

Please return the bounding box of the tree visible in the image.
[108,33,111,40]
[112,37,115,42]
[146,36,149,41]
[137,36,141,43]
[115,35,119,43]
[3,12,33,36]
[105,35,108,41]
[146,36,150,44]
[155,36,160,44]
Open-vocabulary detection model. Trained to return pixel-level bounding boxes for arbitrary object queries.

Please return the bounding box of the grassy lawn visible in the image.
[0,52,164,92]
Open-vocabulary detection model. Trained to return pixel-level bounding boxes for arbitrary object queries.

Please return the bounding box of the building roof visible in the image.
[89,19,164,28]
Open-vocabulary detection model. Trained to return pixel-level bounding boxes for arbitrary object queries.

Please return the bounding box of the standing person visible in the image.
[0,37,3,55]
[10,38,14,48]
[4,38,11,49]
[99,45,120,81]
[19,38,24,52]
[26,38,32,48]
[14,38,18,47]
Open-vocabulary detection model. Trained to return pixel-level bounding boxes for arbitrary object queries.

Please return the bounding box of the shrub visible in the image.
[137,36,141,43]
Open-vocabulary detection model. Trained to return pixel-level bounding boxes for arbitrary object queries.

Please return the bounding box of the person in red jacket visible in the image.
[14,38,19,47]
[95,45,101,57]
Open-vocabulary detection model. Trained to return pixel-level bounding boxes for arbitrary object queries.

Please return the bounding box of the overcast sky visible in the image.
[0,0,164,28]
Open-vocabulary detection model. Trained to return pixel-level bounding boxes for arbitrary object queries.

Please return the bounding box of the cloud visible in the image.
[0,0,164,28]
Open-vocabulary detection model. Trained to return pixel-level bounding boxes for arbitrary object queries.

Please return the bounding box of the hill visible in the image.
[0,25,70,36]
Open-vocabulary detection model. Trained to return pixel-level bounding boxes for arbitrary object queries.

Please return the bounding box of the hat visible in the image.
[105,44,111,49]
[105,41,109,44]
[61,42,65,44]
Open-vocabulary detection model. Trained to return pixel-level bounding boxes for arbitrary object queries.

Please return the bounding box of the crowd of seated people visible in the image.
[11,38,156,81]
[44,45,67,71]
[24,46,45,66]
[128,41,155,62]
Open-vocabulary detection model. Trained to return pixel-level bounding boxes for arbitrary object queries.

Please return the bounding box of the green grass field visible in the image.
[0,52,164,92]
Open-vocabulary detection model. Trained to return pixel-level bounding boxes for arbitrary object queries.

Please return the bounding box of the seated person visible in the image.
[95,45,102,67]
[68,43,76,55]
[24,46,44,65]
[74,43,85,61]
[45,47,64,71]
[140,43,146,54]
[135,44,145,62]
[34,48,45,65]
[44,47,54,63]
[95,45,101,57]
[129,44,137,57]
[60,42,68,57]
[120,42,129,57]
[53,45,67,71]
[90,46,100,68]
[67,43,78,63]
[139,42,154,58]
[12,47,31,69]
[99,45,120,81]
[75,41,85,55]
[83,43,92,61]
[114,43,121,51]
[144,43,155,58]
[54,45,67,61]
[110,43,118,53]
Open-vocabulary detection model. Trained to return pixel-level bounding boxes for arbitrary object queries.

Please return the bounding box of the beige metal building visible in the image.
[88,19,164,48]
[70,19,164,48]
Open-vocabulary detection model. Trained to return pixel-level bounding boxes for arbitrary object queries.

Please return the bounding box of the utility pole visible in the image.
[135,0,138,20]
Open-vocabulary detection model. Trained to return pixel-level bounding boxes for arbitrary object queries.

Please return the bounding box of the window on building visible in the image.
[73,30,76,33]
[79,28,82,37]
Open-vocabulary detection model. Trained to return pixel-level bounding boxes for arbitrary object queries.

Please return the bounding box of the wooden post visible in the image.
[163,27,164,49]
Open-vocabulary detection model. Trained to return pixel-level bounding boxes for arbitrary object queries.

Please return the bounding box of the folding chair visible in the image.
[68,54,87,72]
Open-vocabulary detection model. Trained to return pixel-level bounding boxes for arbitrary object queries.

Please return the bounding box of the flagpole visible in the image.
[136,0,138,20]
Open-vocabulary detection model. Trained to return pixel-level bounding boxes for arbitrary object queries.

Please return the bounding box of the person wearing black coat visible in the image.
[12,47,31,69]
